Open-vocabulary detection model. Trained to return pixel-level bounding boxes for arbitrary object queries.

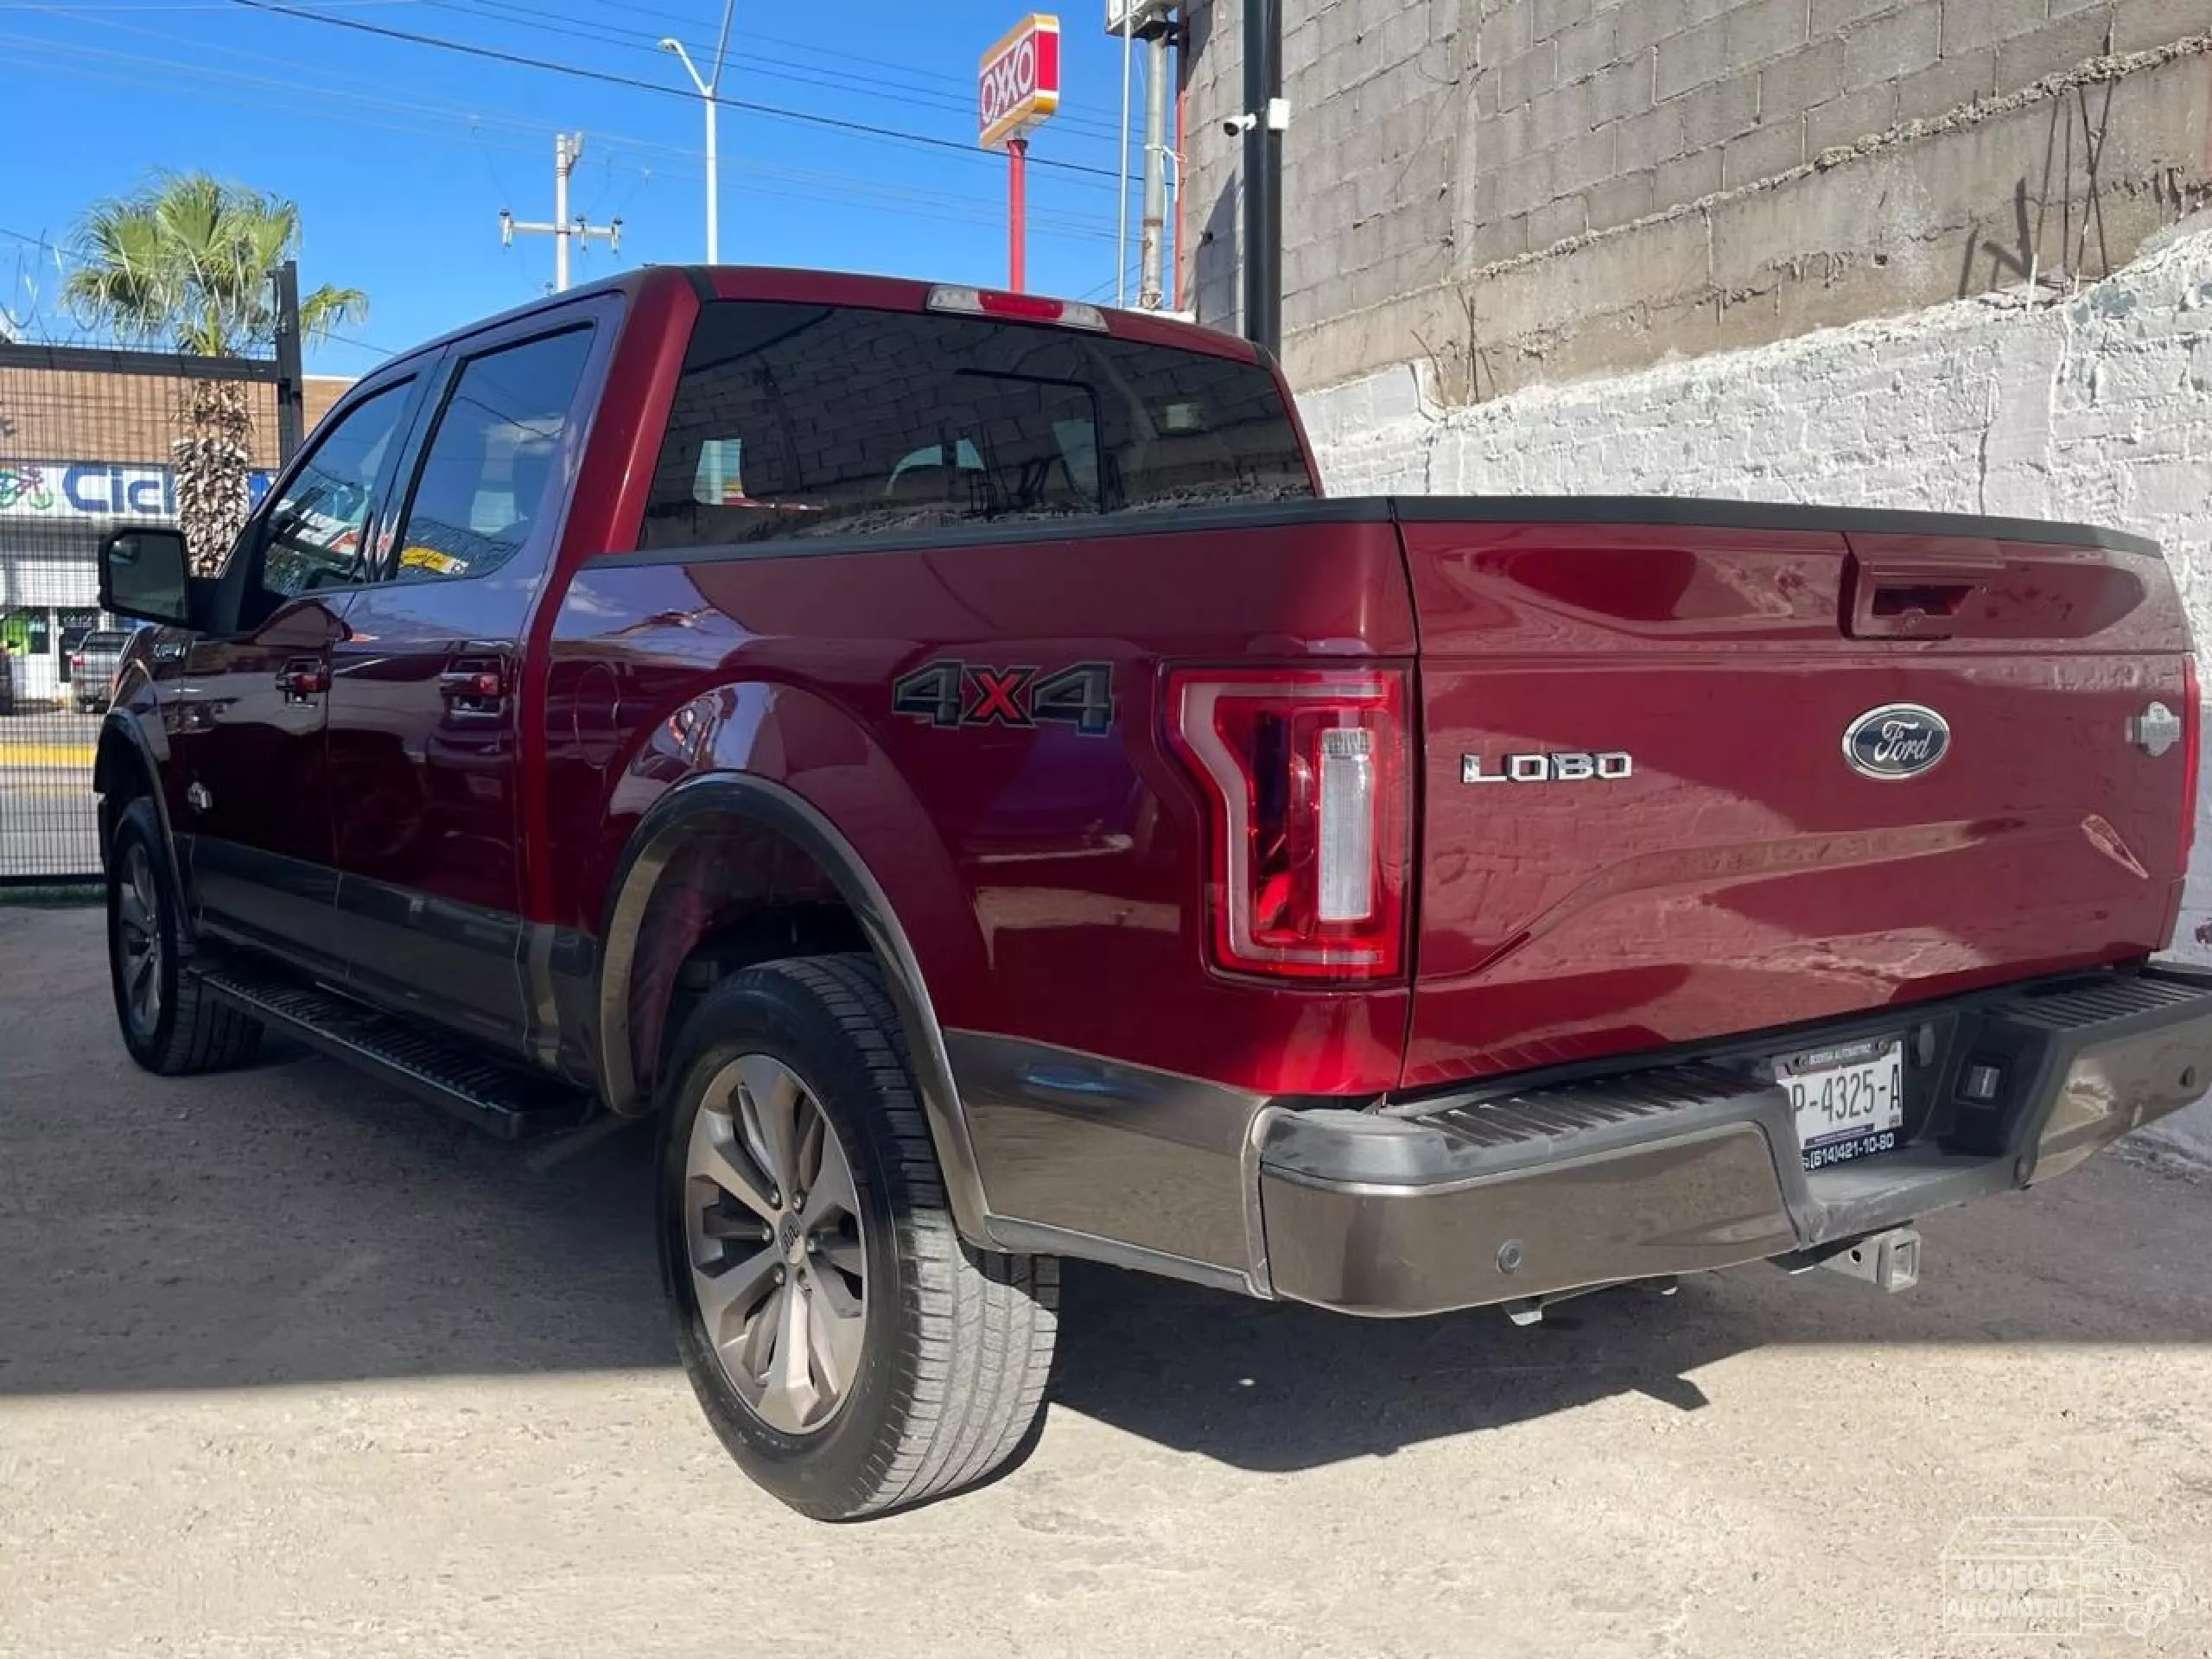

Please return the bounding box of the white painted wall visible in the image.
[1299,219,2212,1164]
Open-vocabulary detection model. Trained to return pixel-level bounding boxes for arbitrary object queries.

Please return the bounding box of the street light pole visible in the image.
[659,0,737,265]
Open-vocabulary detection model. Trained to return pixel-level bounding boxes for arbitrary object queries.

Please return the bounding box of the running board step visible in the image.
[196,962,599,1140]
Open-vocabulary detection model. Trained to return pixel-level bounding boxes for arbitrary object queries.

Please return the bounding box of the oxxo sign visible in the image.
[978,13,1061,149]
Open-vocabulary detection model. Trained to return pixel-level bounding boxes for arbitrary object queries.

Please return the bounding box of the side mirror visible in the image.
[99,526,192,626]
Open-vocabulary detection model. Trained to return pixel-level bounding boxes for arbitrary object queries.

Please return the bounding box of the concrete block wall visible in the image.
[1183,0,2212,401]
[1182,0,1464,339]
[1461,0,2207,256]
[1298,218,2212,1161]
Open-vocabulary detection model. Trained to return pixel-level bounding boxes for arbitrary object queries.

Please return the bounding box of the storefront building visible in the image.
[0,363,347,706]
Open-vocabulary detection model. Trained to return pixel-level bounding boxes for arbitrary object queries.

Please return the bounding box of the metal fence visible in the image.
[1,331,296,886]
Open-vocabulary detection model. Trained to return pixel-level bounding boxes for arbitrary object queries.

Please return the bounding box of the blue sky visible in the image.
[0,0,1166,376]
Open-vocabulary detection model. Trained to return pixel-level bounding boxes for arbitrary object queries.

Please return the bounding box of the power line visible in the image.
[229,0,1126,181]
[0,34,1120,244]
[323,328,404,357]
[0,16,1111,227]
[426,0,1131,143]
[550,0,1064,109]
[0,0,410,7]
[12,52,1116,248]
[9,0,1133,148]
[7,5,1135,307]
[0,16,524,136]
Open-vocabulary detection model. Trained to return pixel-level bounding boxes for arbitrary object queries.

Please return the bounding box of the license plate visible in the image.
[1772,1037,1904,1171]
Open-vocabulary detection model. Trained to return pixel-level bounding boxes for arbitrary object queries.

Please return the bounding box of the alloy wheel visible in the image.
[115,841,163,1039]
[683,1052,868,1435]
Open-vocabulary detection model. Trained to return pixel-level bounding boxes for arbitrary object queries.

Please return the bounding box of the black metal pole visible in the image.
[1241,0,1281,355]
[272,259,306,463]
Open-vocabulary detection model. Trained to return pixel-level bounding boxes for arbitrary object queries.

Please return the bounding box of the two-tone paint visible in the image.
[97,266,2201,1294]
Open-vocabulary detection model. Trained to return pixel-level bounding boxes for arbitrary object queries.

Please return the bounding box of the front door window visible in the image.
[234,379,413,629]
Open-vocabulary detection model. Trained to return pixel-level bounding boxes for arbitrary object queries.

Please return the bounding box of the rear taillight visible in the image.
[1166,667,1409,980]
[69,652,83,667]
[2182,652,2201,872]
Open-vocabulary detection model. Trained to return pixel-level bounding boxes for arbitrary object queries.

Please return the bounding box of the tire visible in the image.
[106,796,262,1075]
[657,953,1058,1520]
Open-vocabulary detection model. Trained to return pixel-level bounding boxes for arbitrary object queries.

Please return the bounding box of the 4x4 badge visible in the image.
[892,658,1115,735]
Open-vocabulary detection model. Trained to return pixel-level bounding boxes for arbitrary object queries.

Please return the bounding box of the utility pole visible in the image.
[1116,1,1134,306]
[270,259,305,462]
[1109,1,1178,311]
[1238,0,1285,353]
[499,131,621,293]
[659,0,737,265]
[1137,16,1174,308]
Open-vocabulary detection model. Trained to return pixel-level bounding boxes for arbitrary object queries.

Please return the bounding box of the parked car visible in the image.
[88,267,2212,1521]
[69,629,135,714]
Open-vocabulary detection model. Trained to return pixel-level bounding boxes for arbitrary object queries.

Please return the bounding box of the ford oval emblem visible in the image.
[1843,703,1950,779]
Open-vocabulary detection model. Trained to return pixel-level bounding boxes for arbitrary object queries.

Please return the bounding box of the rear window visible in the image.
[81,632,132,650]
[638,302,1313,550]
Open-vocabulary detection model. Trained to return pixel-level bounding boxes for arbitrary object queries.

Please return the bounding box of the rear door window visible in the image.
[639,302,1313,550]
[383,326,595,583]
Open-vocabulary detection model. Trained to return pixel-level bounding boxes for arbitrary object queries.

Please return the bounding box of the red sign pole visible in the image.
[1007,137,1028,292]
[980,15,1058,294]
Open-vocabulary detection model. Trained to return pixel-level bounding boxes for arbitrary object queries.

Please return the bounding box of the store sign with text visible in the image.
[0,459,273,522]
[978,13,1061,149]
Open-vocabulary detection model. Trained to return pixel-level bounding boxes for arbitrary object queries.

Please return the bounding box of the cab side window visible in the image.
[245,379,414,618]
[384,327,594,584]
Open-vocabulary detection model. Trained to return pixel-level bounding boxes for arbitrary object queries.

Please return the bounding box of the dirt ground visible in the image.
[4,904,2211,1658]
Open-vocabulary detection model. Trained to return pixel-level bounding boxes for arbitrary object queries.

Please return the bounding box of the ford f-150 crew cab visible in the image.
[91,266,2212,1520]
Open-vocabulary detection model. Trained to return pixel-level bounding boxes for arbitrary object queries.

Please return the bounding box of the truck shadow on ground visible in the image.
[6,1031,2209,1476]
[1049,1266,1727,1473]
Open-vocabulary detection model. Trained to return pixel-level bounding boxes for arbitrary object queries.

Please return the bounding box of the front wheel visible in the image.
[657,954,1058,1520]
[106,797,261,1075]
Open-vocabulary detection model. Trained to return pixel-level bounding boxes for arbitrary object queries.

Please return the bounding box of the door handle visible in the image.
[439,663,507,714]
[1841,538,2003,640]
[275,659,329,700]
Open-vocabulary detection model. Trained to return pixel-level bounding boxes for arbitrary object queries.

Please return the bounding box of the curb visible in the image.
[0,747,98,768]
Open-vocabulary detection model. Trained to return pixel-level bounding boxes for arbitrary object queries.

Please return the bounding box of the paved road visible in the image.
[0,709,102,880]
[3,905,2209,1658]
[0,765,100,880]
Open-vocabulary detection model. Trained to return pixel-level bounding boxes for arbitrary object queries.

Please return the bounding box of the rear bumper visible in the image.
[1257,967,2212,1315]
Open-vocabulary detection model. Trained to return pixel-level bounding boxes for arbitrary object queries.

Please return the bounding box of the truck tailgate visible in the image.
[1395,501,2196,1090]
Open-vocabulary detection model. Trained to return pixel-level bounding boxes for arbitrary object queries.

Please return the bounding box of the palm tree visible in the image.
[64,172,369,571]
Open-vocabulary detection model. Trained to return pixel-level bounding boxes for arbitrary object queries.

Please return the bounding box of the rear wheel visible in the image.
[658,954,1058,1520]
[106,797,261,1075]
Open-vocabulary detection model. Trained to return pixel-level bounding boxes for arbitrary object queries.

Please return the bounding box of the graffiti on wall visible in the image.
[0,461,54,513]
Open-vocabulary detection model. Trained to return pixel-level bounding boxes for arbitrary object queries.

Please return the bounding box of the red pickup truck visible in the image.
[93,267,2212,1520]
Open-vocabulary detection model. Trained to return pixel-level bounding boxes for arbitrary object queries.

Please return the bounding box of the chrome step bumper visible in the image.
[1257,967,2212,1315]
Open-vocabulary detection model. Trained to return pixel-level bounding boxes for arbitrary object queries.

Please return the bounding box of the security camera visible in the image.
[1223,111,1257,136]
